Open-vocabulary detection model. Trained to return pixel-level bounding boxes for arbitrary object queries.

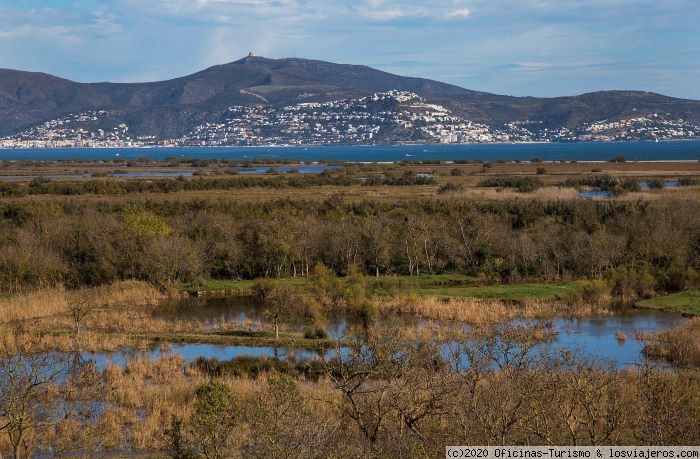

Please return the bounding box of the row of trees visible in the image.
[0,171,435,197]
[0,196,698,294]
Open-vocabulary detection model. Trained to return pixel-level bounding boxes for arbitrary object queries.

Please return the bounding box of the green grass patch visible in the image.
[636,290,700,315]
[378,274,475,287]
[181,274,474,293]
[182,275,576,301]
[181,277,308,293]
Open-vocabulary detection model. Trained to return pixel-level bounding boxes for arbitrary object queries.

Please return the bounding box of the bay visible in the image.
[1,140,699,162]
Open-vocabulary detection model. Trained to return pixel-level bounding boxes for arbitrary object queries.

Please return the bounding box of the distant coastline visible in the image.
[1,140,699,162]
[0,138,696,150]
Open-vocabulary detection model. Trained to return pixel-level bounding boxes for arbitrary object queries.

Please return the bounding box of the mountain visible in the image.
[1,55,700,145]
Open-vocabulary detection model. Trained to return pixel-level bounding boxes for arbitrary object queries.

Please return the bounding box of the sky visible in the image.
[1,0,699,99]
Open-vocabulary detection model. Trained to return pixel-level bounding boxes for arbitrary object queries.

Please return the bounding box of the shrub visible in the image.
[478,176,542,193]
[190,380,240,458]
[437,182,462,194]
[303,326,329,340]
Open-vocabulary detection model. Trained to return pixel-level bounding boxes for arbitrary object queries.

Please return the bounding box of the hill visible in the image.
[1,55,700,145]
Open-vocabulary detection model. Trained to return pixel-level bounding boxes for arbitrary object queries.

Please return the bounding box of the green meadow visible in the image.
[637,290,700,315]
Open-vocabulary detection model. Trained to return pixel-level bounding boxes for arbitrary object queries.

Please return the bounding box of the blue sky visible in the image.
[1,0,699,99]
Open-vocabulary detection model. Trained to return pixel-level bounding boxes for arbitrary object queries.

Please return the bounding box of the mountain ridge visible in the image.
[1,56,700,144]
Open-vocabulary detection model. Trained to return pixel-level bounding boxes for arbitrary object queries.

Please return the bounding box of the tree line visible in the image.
[0,195,697,296]
[0,171,436,197]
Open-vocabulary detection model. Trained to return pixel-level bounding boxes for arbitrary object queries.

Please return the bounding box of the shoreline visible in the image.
[2,138,700,150]
[1,140,699,162]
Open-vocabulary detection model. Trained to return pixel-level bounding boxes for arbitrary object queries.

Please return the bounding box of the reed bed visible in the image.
[0,287,69,323]
[377,296,609,326]
[642,318,700,368]
[102,355,206,451]
[0,280,166,324]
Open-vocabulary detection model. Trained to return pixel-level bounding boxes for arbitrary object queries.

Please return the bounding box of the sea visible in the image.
[1,141,699,162]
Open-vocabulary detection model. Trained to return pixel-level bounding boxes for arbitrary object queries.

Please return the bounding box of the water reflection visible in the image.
[86,296,686,370]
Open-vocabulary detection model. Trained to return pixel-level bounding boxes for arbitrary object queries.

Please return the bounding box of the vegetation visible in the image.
[637,290,700,315]
[563,176,641,194]
[643,319,700,367]
[1,162,699,455]
[0,194,697,300]
[1,326,698,456]
[478,176,543,192]
[184,276,577,301]
[412,281,578,299]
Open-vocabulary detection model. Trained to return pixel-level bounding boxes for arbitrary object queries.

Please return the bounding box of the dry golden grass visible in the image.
[378,295,609,326]
[0,287,70,323]
[0,279,308,354]
[102,355,206,451]
[0,280,165,324]
[444,185,581,202]
[642,318,700,368]
[1,163,699,207]
[0,281,175,353]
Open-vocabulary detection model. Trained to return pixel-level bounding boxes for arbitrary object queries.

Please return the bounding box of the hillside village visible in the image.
[2,91,699,148]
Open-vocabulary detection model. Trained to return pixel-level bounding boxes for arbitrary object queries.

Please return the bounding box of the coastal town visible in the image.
[1,91,699,148]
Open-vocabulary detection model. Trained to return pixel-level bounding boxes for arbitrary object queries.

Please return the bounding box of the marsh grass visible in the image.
[3,336,700,455]
[642,318,700,368]
[0,280,165,324]
[377,296,609,326]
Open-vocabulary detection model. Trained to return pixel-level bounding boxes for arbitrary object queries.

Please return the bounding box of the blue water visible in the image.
[1,141,699,161]
[639,181,680,190]
[236,165,342,174]
[580,190,611,199]
[84,305,683,370]
[549,312,682,368]
[82,344,330,370]
[581,181,682,198]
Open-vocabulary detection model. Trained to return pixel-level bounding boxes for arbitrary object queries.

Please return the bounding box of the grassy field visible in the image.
[182,275,578,301]
[183,274,474,292]
[636,290,700,315]
[182,277,309,293]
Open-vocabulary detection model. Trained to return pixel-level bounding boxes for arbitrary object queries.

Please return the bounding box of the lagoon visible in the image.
[86,296,686,370]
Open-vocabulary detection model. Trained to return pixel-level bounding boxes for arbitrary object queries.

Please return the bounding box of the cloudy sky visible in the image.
[1,0,699,98]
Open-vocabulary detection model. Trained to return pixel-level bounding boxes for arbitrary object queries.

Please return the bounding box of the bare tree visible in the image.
[0,328,65,458]
[326,333,412,447]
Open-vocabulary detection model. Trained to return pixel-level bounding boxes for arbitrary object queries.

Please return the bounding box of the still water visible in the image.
[2,141,700,162]
[83,296,685,370]
[580,181,682,199]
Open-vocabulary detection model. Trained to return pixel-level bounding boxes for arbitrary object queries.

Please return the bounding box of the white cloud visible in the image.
[125,0,474,23]
[0,0,698,99]
[446,8,471,19]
